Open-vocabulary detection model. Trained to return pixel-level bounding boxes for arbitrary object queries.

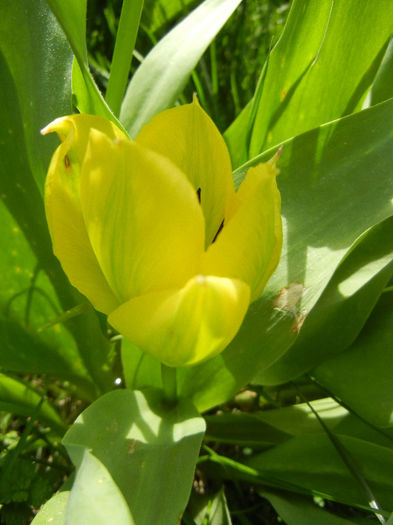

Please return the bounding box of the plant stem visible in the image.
[161,364,177,405]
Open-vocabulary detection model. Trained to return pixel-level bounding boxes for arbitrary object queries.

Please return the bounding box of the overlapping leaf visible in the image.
[179,97,393,411]
[120,0,243,136]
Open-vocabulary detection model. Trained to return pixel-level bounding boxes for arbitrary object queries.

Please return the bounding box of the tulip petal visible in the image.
[135,98,235,246]
[108,275,250,367]
[201,156,282,301]
[79,133,205,303]
[43,115,126,313]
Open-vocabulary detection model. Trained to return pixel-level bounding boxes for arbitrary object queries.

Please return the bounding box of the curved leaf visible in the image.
[179,97,393,411]
[63,389,205,525]
[120,0,243,137]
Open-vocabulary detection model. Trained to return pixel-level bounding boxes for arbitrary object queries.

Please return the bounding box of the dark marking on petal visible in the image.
[196,187,201,203]
[64,155,70,168]
[212,220,224,243]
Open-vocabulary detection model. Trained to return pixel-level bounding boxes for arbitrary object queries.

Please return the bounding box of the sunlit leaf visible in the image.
[313,293,393,428]
[248,433,393,511]
[63,389,205,524]
[255,214,393,385]
[120,0,243,137]
[179,97,393,411]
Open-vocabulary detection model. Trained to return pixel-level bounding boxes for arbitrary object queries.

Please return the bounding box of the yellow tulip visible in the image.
[42,99,282,367]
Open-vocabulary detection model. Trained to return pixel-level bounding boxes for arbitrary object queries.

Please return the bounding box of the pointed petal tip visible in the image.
[40,116,72,138]
[40,121,57,136]
[267,147,283,175]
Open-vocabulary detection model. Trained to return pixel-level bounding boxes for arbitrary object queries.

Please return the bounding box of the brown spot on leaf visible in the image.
[273,283,308,333]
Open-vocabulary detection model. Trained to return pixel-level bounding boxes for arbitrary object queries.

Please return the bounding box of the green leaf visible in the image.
[105,0,144,116]
[204,412,289,447]
[255,214,393,385]
[31,491,70,525]
[0,0,113,396]
[120,0,243,137]
[63,389,206,525]
[248,0,393,157]
[313,292,393,428]
[45,0,125,129]
[0,373,65,434]
[240,398,393,448]
[43,0,87,62]
[250,398,348,437]
[0,1,74,291]
[247,433,393,511]
[0,0,73,192]
[178,97,393,412]
[260,489,358,525]
[65,450,133,525]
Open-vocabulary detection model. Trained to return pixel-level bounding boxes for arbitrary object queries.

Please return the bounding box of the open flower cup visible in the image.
[42,99,282,368]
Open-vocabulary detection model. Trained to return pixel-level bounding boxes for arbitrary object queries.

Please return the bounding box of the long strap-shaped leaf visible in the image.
[105,0,144,116]
[120,0,243,137]
[45,0,126,131]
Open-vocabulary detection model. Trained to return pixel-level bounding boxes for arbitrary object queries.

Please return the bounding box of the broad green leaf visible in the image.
[43,0,87,62]
[260,490,358,525]
[0,1,74,295]
[313,293,393,428]
[32,491,70,525]
[248,0,393,157]
[252,398,348,437]
[0,0,113,395]
[65,450,133,525]
[249,398,393,448]
[0,0,76,302]
[63,389,206,525]
[248,433,393,511]
[205,397,393,450]
[0,373,66,434]
[178,97,393,412]
[0,0,73,191]
[45,0,124,127]
[120,0,243,137]
[255,214,393,385]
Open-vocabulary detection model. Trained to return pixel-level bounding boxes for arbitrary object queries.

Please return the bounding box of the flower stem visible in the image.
[161,364,177,405]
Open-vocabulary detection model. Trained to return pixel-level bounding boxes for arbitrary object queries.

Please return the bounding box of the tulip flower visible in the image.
[42,99,282,367]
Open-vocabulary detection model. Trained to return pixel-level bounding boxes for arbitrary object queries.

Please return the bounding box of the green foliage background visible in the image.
[1,0,393,524]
